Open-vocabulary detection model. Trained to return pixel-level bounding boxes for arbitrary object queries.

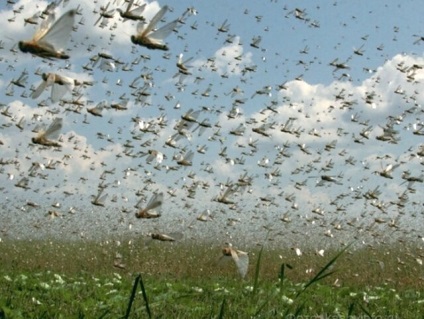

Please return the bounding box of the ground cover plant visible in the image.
[0,238,423,318]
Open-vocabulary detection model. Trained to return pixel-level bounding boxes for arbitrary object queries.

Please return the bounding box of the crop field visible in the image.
[1,238,423,318]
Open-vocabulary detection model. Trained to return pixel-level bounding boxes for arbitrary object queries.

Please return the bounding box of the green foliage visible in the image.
[0,240,423,317]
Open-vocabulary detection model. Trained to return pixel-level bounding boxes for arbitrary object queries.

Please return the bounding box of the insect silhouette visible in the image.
[32,118,63,147]
[19,9,76,59]
[135,192,164,218]
[219,244,249,278]
[31,73,75,102]
[131,5,178,51]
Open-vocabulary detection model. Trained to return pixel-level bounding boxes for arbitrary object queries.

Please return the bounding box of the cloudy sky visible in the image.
[0,0,423,247]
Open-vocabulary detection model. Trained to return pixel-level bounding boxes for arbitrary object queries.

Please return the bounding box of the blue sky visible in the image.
[0,0,423,249]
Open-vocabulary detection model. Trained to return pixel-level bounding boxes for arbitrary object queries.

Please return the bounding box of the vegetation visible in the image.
[0,238,423,318]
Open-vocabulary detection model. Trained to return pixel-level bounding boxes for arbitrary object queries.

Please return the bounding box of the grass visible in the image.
[0,238,423,318]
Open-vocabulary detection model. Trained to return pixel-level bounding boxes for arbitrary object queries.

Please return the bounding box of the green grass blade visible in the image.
[138,274,152,319]
[358,303,372,318]
[292,302,305,317]
[311,270,336,283]
[252,244,264,295]
[98,309,110,319]
[123,274,141,319]
[296,243,351,298]
[217,297,226,319]
[252,232,270,295]
[279,263,293,292]
[347,302,355,318]
[253,294,270,317]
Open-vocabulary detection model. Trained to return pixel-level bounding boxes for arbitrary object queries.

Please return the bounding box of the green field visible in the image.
[0,238,423,318]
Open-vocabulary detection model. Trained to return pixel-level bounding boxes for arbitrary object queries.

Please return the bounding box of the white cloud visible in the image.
[191,36,253,76]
